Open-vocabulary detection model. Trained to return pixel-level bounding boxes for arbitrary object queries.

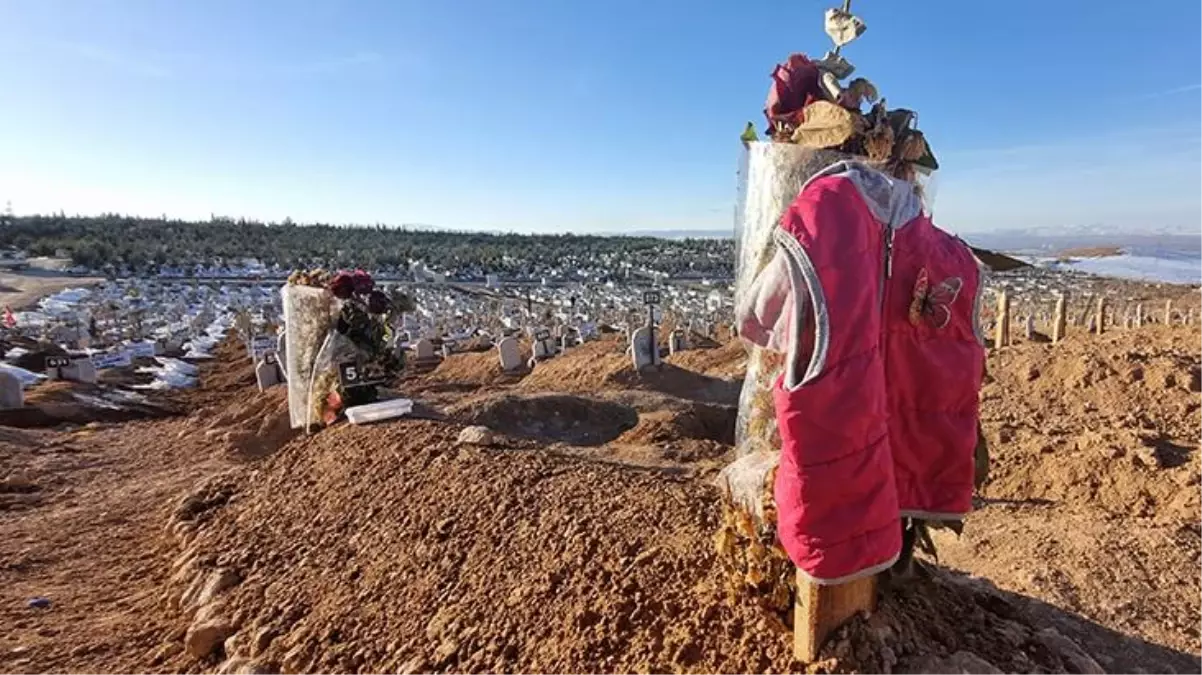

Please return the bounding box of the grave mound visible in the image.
[449,392,639,446]
[0,380,180,428]
[154,412,1199,675]
[181,387,296,460]
[980,324,1201,523]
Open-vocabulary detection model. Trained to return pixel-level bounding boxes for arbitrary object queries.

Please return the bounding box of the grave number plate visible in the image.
[534,329,551,342]
[337,361,360,387]
[263,352,278,366]
[643,291,661,305]
[46,356,72,369]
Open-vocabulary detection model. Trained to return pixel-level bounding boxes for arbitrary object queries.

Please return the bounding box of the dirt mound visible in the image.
[175,338,259,410]
[179,388,296,460]
[518,338,741,405]
[980,325,1201,523]
[425,349,516,387]
[449,393,638,446]
[157,419,800,674]
[0,380,180,428]
[665,341,748,380]
[617,403,736,446]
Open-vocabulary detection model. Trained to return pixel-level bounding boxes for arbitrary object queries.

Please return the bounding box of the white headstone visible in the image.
[497,337,523,372]
[631,326,660,371]
[1024,316,1035,340]
[533,339,554,360]
[442,343,453,359]
[669,329,688,354]
[414,338,436,360]
[0,371,22,410]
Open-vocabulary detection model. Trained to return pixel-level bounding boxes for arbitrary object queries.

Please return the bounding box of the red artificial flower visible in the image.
[351,270,374,295]
[764,53,826,135]
[329,271,355,299]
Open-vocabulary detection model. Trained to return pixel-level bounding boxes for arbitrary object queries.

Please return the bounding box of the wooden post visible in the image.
[1165,299,1173,326]
[1095,297,1106,335]
[994,291,1010,348]
[1052,294,1067,344]
[1135,303,1144,328]
[794,572,877,662]
[1024,315,1035,340]
[1189,308,1195,326]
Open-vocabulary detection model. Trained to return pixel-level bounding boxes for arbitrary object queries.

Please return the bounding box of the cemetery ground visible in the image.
[0,315,1199,673]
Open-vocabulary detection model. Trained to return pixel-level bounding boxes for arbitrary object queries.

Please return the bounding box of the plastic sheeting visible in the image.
[733,142,851,459]
[281,284,338,429]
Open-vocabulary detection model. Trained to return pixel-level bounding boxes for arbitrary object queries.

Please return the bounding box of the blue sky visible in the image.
[1,0,1199,235]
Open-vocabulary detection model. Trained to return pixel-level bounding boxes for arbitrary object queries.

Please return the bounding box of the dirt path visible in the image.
[0,271,102,311]
[0,419,224,673]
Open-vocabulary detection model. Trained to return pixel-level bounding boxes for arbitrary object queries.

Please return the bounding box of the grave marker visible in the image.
[256,352,283,391]
[413,338,436,361]
[642,290,661,368]
[497,337,523,371]
[631,326,659,371]
[532,328,557,361]
[669,329,687,354]
[0,370,22,410]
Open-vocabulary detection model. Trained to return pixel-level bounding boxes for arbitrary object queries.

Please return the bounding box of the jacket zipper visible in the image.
[880,225,895,311]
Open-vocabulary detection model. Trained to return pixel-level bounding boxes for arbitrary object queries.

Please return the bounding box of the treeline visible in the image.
[0,214,734,279]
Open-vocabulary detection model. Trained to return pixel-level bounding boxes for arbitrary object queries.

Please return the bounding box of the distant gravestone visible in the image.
[669,329,688,355]
[256,352,282,391]
[631,326,660,371]
[414,338,436,361]
[532,329,557,360]
[0,371,22,410]
[1023,316,1035,340]
[61,358,97,385]
[497,337,523,372]
[442,343,454,359]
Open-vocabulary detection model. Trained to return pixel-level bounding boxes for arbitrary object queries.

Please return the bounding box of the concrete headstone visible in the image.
[631,326,660,371]
[669,330,688,354]
[414,338,436,360]
[497,337,523,372]
[255,354,282,391]
[61,358,97,385]
[0,371,23,410]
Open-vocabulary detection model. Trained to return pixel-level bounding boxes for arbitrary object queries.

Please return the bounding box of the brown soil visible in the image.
[0,325,1197,674]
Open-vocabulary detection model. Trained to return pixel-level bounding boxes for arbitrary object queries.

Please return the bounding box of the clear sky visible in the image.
[1,0,1199,235]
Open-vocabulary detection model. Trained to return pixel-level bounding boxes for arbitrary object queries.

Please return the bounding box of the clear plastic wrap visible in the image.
[733,142,851,458]
[282,285,337,429]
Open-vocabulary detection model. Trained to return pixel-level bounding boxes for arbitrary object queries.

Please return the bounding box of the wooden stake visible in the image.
[1095,297,1106,335]
[1052,294,1067,344]
[994,291,1010,348]
[1135,303,1144,328]
[1165,299,1173,326]
[794,571,877,662]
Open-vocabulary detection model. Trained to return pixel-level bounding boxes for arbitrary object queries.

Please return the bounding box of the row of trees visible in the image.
[0,214,735,279]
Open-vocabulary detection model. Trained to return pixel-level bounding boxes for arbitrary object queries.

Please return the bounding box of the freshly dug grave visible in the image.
[448,393,639,446]
[177,387,296,460]
[152,418,1191,675]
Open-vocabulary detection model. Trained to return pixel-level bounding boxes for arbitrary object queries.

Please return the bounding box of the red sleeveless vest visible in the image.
[771,161,985,583]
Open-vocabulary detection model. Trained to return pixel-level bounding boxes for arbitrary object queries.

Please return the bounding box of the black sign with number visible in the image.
[337,360,386,389]
[262,352,278,366]
[534,329,551,342]
[643,291,661,305]
[337,361,362,387]
[45,356,72,369]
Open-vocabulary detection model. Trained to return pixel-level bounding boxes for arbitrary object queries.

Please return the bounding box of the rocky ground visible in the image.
[0,307,1198,673]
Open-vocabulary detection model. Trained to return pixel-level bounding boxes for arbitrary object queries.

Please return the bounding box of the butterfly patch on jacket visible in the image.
[909,267,963,329]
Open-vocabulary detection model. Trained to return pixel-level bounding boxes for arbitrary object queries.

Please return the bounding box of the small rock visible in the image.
[1131,446,1161,469]
[433,638,461,665]
[1024,365,1040,381]
[457,426,497,447]
[185,618,236,659]
[251,627,278,656]
[195,568,243,608]
[26,597,51,609]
